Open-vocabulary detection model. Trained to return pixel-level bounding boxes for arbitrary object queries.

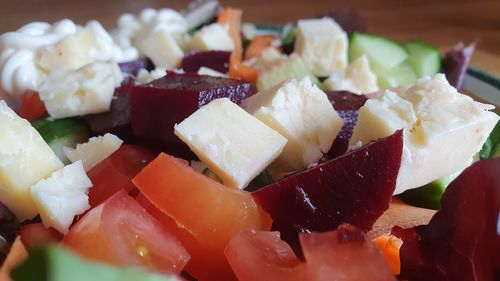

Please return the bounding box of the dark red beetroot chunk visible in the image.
[325,91,368,159]
[253,130,403,250]
[84,77,135,140]
[393,158,500,281]
[118,57,155,76]
[131,72,255,152]
[300,225,396,281]
[182,51,231,73]
[442,42,475,89]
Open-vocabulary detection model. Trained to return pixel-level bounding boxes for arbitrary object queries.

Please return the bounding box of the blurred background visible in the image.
[0,0,498,75]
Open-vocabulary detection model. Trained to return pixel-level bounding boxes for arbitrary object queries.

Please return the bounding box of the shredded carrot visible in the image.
[18,90,46,121]
[218,7,259,81]
[244,35,278,60]
[373,233,402,275]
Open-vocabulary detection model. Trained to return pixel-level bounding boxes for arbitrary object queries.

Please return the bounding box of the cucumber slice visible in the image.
[257,55,319,91]
[398,170,461,209]
[349,32,408,70]
[480,120,500,159]
[405,40,441,78]
[377,62,418,89]
[245,170,274,192]
[31,118,89,164]
[11,245,178,281]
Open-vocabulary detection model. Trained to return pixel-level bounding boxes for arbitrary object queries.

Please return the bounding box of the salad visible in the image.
[0,1,498,281]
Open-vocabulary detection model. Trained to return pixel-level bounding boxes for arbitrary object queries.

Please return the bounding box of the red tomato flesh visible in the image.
[132,153,270,281]
[87,144,156,208]
[62,190,190,275]
[20,222,62,251]
[17,90,46,121]
[224,230,304,281]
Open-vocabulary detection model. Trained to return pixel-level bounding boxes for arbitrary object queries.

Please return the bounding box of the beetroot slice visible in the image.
[442,42,475,89]
[325,91,367,159]
[253,130,403,249]
[182,51,231,73]
[393,158,500,281]
[130,72,255,155]
[118,58,155,76]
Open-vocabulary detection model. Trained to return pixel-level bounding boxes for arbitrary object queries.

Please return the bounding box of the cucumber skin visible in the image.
[348,32,408,70]
[405,40,442,78]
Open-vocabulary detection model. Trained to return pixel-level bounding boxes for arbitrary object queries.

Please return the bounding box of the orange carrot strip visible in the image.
[373,233,402,275]
[244,35,278,60]
[0,236,28,281]
[218,7,259,81]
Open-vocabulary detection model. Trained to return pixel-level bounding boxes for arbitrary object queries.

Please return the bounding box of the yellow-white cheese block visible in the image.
[323,55,379,95]
[350,74,499,194]
[245,77,343,177]
[294,17,348,76]
[190,23,235,51]
[0,100,63,220]
[31,160,92,234]
[64,133,123,172]
[174,98,287,189]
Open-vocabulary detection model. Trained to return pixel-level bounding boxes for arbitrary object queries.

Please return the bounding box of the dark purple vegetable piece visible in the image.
[442,42,475,89]
[393,158,500,281]
[182,51,231,73]
[131,72,255,154]
[325,91,367,158]
[84,77,135,139]
[118,58,155,76]
[253,130,403,250]
[317,7,366,34]
[0,201,20,262]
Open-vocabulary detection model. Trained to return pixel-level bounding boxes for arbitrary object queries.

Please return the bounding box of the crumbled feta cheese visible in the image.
[245,77,343,177]
[294,17,348,76]
[323,55,379,94]
[197,67,227,77]
[39,62,123,118]
[136,67,167,84]
[350,74,499,194]
[31,160,92,234]
[174,98,287,189]
[64,133,123,172]
[189,23,235,51]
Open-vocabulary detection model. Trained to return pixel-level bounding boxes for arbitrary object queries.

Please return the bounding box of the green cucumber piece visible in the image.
[257,55,319,91]
[11,245,179,281]
[480,120,500,159]
[405,40,441,78]
[349,32,408,70]
[377,62,418,89]
[280,23,297,46]
[398,170,461,209]
[245,170,274,192]
[31,118,89,164]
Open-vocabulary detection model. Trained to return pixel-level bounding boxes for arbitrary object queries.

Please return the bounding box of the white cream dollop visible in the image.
[0,19,77,99]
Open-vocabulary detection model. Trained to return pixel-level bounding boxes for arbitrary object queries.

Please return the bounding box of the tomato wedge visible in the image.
[17,90,46,121]
[225,230,303,281]
[19,222,62,250]
[133,153,270,280]
[87,144,156,208]
[62,190,190,275]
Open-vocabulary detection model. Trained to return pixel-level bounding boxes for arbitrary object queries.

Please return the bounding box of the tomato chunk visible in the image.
[224,230,303,281]
[18,90,46,121]
[20,223,62,251]
[87,144,156,208]
[62,190,189,275]
[133,153,269,280]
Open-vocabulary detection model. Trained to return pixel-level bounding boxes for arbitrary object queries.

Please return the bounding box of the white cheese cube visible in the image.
[39,62,124,118]
[197,67,227,77]
[31,160,92,234]
[64,133,123,172]
[136,67,167,84]
[174,98,287,189]
[0,100,63,221]
[323,55,379,95]
[245,77,344,177]
[140,29,183,69]
[294,18,348,76]
[350,74,499,194]
[189,23,235,51]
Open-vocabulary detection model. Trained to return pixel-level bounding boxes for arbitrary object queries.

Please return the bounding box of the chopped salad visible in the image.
[0,1,498,281]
